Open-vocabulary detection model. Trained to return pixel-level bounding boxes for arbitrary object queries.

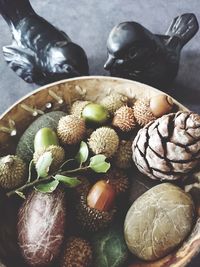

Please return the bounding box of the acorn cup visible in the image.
[88,127,119,158]
[100,93,128,115]
[112,106,136,132]
[0,155,27,190]
[114,140,133,169]
[70,100,91,118]
[60,236,93,267]
[33,127,65,173]
[133,94,174,126]
[76,180,117,232]
[57,115,86,145]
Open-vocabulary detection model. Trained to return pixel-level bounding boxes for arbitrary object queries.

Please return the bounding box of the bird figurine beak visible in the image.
[104,55,115,70]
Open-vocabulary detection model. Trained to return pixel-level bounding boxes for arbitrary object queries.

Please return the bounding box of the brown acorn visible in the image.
[114,140,133,169]
[88,127,119,158]
[150,94,174,117]
[87,180,116,211]
[57,115,86,145]
[70,100,91,118]
[61,236,93,267]
[76,183,116,232]
[112,106,136,132]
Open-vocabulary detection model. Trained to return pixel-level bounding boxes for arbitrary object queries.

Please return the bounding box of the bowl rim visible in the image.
[0,75,187,119]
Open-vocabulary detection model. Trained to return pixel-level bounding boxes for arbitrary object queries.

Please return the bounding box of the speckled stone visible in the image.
[92,225,129,267]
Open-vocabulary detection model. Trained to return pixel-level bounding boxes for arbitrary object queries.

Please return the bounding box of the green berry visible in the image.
[82,103,110,125]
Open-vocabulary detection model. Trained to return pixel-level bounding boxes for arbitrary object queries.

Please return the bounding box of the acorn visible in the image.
[82,103,110,125]
[0,155,27,189]
[87,180,116,211]
[114,140,133,169]
[88,127,119,158]
[133,94,174,126]
[70,100,91,118]
[150,94,174,117]
[33,145,65,173]
[104,169,129,195]
[112,106,136,132]
[33,128,65,173]
[61,236,93,267]
[34,127,59,151]
[100,93,128,115]
[76,184,116,232]
[57,115,86,145]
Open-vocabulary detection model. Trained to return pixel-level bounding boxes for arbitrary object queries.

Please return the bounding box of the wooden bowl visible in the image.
[0,76,199,267]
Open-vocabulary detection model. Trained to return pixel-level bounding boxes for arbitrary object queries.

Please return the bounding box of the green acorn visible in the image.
[33,128,65,172]
[0,155,27,189]
[82,103,110,125]
[57,115,86,145]
[88,127,119,158]
[70,100,91,118]
[100,93,128,115]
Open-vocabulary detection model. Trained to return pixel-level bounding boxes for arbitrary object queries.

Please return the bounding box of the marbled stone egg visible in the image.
[92,225,129,267]
[124,183,195,261]
[17,189,66,267]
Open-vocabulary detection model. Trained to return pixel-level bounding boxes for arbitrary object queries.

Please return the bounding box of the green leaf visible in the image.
[15,190,26,199]
[89,154,111,173]
[75,141,89,164]
[35,180,59,193]
[54,175,81,188]
[35,151,53,178]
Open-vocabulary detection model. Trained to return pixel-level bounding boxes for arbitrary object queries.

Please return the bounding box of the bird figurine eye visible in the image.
[128,47,137,59]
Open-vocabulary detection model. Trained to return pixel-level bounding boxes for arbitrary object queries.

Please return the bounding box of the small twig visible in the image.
[6,166,90,197]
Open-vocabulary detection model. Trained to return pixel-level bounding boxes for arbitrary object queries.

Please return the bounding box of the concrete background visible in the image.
[0,0,199,266]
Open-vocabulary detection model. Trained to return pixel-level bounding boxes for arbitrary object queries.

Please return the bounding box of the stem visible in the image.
[6,166,90,198]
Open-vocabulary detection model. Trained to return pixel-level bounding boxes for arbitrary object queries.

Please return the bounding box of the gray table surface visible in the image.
[0,0,199,266]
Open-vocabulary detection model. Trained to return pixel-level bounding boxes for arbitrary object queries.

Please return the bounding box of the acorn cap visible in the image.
[133,98,156,126]
[33,145,65,173]
[57,115,86,145]
[88,127,119,158]
[114,140,133,169]
[70,100,91,118]
[76,190,116,232]
[112,106,136,132]
[61,236,93,267]
[104,169,129,195]
[74,176,91,196]
[100,93,128,115]
[0,155,27,189]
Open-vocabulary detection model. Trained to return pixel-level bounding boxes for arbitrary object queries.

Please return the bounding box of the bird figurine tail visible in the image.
[0,0,34,26]
[166,13,199,48]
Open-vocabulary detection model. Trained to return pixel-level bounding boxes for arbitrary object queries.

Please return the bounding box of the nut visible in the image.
[87,180,116,211]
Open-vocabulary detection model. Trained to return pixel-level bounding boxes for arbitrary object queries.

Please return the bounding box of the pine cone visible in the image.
[133,112,200,181]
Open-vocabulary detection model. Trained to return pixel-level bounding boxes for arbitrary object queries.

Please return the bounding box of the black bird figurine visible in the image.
[0,0,89,85]
[104,13,199,88]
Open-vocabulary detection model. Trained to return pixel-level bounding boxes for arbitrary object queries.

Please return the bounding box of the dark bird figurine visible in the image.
[104,14,199,88]
[0,0,89,85]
